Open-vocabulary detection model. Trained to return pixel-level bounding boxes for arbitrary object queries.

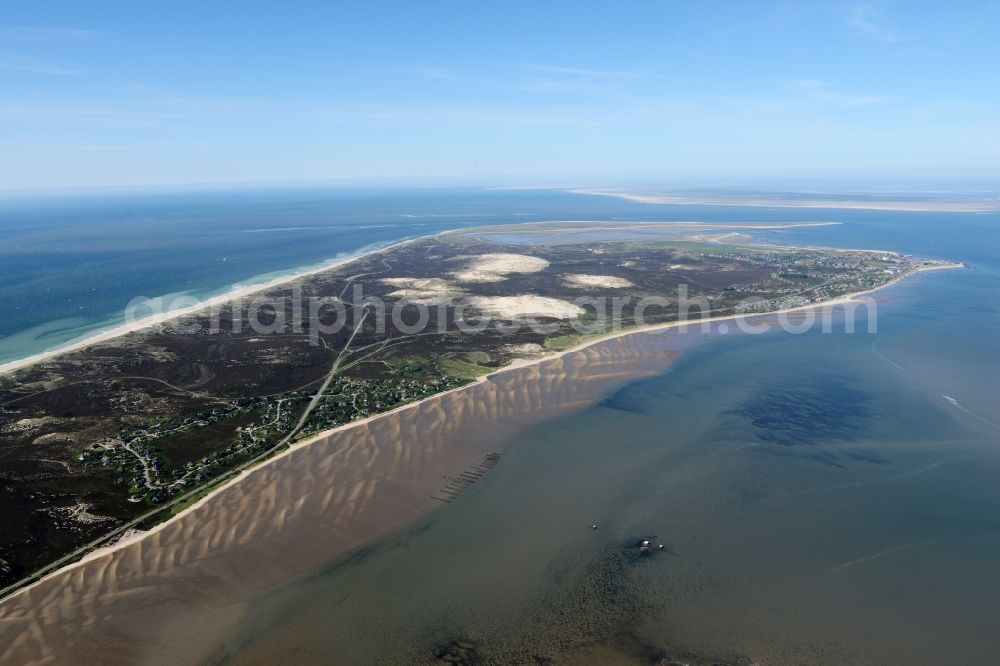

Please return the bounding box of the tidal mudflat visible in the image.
[0,327,685,665]
[216,302,1000,665]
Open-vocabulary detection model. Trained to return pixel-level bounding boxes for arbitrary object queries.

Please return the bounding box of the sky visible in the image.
[1,1,999,191]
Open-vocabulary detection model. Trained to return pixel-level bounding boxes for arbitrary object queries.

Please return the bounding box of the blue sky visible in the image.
[2,1,999,190]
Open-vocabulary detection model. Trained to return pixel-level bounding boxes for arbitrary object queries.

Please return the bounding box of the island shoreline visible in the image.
[0,218,873,377]
[0,238,427,376]
[568,188,1000,213]
[0,255,962,609]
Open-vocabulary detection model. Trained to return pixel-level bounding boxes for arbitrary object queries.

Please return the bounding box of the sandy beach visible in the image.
[0,219,841,378]
[570,188,1000,213]
[0,238,426,377]
[0,323,683,665]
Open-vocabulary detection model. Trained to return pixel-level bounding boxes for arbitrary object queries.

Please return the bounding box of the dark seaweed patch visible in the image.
[599,392,650,414]
[432,638,482,664]
[421,536,743,665]
[737,373,872,447]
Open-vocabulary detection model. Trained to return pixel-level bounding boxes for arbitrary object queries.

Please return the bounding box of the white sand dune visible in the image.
[562,274,634,289]
[450,253,549,283]
[467,295,585,319]
[382,277,466,305]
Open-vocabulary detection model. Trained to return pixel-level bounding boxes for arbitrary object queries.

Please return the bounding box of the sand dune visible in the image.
[562,274,635,289]
[450,253,549,283]
[467,294,585,319]
[381,277,466,305]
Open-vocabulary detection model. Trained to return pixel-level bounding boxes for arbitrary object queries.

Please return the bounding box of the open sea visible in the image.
[0,186,635,365]
[2,187,999,663]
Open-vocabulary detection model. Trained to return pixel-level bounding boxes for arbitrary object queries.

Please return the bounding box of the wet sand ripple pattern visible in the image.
[0,331,678,665]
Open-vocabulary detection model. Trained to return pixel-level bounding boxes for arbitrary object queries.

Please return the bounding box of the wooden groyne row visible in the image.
[431,452,502,503]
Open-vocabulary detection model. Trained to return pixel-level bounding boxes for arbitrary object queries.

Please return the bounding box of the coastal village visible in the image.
[78,375,468,503]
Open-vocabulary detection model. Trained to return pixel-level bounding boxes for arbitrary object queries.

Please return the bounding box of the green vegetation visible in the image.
[299,374,468,436]
[435,355,492,378]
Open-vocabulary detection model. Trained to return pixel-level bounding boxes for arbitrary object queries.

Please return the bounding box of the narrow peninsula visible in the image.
[0,221,955,598]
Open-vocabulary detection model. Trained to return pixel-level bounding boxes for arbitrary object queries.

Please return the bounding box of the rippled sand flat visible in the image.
[0,330,679,665]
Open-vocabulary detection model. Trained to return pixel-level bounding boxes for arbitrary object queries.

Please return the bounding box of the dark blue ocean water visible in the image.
[4,186,986,367]
[0,186,654,364]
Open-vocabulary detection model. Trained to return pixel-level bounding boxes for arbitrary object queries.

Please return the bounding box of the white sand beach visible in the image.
[570,188,1000,213]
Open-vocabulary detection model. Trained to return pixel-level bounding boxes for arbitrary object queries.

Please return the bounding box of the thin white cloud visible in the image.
[0,103,186,126]
[124,83,262,112]
[494,61,644,79]
[0,26,107,39]
[791,79,889,108]
[0,142,139,156]
[0,63,86,75]
[849,3,903,43]
[526,64,642,78]
[367,64,457,80]
[301,104,613,128]
[412,65,455,79]
[511,79,609,94]
[811,89,889,108]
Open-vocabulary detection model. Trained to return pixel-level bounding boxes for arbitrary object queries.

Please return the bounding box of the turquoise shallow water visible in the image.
[0,187,643,364]
[206,205,1000,664]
